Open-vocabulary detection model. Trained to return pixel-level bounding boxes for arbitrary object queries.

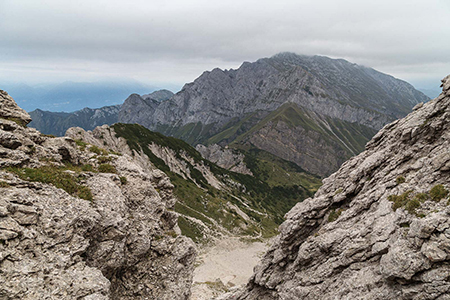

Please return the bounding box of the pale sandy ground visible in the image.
[191,237,270,300]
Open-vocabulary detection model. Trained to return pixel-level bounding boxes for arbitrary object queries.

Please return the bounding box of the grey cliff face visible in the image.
[116,53,428,177]
[128,53,428,133]
[118,93,161,128]
[0,93,196,299]
[222,75,450,300]
[195,144,253,175]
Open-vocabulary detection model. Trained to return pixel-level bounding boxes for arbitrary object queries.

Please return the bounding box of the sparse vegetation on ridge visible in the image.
[6,165,93,201]
[388,184,450,216]
[112,123,321,242]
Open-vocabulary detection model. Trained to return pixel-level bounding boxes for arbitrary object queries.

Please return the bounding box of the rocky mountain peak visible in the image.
[142,89,174,102]
[0,89,32,126]
[224,75,450,299]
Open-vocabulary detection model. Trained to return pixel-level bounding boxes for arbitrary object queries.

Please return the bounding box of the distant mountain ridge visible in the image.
[26,53,429,176]
[28,89,174,136]
[118,53,429,176]
[29,104,122,136]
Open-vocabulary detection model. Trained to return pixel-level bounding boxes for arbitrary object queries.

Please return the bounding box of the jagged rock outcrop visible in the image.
[195,144,253,175]
[29,104,121,136]
[0,93,196,299]
[0,90,32,126]
[223,76,450,299]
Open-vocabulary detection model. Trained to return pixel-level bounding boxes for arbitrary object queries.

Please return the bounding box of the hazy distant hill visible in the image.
[28,90,174,136]
[29,105,121,136]
[3,80,157,112]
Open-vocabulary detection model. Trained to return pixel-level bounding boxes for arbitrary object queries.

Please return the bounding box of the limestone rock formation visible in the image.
[195,144,253,175]
[224,76,450,300]
[0,93,196,299]
[0,90,32,126]
[117,53,428,176]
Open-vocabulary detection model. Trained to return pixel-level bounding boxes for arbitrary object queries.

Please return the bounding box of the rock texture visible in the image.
[0,93,196,299]
[225,75,450,300]
[195,144,253,175]
[0,90,32,125]
[29,105,121,136]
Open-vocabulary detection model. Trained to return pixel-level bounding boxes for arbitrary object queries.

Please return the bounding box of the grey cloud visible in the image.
[0,0,449,88]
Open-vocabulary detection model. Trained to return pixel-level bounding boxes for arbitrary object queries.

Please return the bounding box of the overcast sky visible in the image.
[0,0,449,90]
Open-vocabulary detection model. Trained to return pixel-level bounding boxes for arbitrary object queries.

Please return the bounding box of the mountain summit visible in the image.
[118,53,428,176]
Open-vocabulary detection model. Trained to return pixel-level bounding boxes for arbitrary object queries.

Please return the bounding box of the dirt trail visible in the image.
[191,237,270,300]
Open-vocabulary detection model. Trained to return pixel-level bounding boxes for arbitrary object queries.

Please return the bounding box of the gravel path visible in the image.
[191,237,270,300]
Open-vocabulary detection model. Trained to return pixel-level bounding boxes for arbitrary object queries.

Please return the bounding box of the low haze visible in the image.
[1,0,449,105]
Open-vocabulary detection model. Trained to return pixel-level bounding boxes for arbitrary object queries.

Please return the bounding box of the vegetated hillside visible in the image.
[0,90,195,299]
[118,53,429,176]
[222,75,450,300]
[108,123,321,243]
[29,104,121,136]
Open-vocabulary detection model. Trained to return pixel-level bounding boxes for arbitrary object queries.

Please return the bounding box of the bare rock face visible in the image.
[0,90,32,126]
[0,93,196,299]
[225,75,450,299]
[196,144,253,175]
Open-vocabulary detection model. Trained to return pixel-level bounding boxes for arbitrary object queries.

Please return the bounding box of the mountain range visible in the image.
[29,53,429,177]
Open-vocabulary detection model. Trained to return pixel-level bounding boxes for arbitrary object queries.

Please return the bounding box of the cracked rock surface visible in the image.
[223,76,450,300]
[0,92,196,299]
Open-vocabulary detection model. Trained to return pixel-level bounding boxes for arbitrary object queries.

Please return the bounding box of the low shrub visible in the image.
[0,181,10,188]
[430,184,449,202]
[328,208,343,222]
[396,176,406,185]
[388,191,413,212]
[98,163,117,173]
[75,139,88,151]
[89,145,108,155]
[97,156,112,163]
[119,176,127,185]
[81,164,96,172]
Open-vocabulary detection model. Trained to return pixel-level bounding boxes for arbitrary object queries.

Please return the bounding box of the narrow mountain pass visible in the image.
[191,237,270,300]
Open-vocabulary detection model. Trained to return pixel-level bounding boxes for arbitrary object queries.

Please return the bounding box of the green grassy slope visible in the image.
[112,123,321,243]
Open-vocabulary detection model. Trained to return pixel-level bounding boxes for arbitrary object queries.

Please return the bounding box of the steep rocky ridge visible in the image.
[29,104,121,136]
[108,123,321,243]
[118,53,428,176]
[0,90,196,299]
[222,75,450,299]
